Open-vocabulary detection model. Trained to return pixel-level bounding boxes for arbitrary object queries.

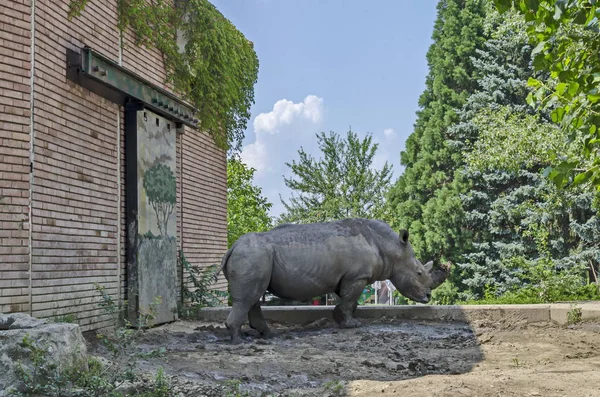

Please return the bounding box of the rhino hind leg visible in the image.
[225,303,253,344]
[332,279,366,328]
[248,303,272,338]
[225,252,272,344]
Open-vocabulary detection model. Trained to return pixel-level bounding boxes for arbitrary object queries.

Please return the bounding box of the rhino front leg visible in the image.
[332,279,367,328]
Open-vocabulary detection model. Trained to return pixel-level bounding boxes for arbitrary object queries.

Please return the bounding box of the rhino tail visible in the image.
[213,248,233,283]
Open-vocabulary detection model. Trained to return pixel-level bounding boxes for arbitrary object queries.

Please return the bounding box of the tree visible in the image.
[462,106,600,301]
[494,0,600,193]
[143,163,177,237]
[227,157,272,247]
[439,7,599,301]
[387,0,488,264]
[281,129,392,224]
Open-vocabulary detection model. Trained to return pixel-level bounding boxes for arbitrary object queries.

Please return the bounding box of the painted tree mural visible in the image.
[143,163,176,237]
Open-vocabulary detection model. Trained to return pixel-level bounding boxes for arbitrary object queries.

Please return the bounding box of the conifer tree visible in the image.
[387,0,488,263]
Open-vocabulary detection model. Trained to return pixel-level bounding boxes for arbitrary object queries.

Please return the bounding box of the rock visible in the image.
[0,313,88,397]
[0,313,36,330]
[114,380,137,395]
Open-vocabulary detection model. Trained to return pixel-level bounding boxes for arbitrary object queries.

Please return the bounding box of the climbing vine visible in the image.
[68,0,259,152]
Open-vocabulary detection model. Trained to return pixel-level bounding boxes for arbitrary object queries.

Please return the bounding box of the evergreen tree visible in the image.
[452,10,599,300]
[387,0,488,264]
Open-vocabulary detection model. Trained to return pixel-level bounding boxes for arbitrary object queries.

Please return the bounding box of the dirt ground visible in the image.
[88,315,600,397]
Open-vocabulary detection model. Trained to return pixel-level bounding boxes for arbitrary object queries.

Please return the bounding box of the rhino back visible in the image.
[249,219,391,300]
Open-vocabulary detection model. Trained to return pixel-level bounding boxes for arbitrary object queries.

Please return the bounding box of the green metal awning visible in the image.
[67,47,198,129]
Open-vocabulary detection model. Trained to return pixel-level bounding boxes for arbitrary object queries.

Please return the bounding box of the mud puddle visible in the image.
[89,317,483,396]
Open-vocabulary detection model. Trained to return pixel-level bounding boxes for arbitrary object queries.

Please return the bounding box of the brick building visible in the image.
[0,1,228,331]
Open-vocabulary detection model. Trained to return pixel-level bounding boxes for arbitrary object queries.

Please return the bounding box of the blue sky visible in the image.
[211,1,438,217]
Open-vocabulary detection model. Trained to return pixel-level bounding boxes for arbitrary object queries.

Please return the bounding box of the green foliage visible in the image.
[281,129,392,224]
[466,107,567,173]
[227,157,272,248]
[68,0,259,152]
[13,335,73,397]
[13,285,178,397]
[137,368,171,397]
[180,250,228,308]
[387,0,488,263]
[430,280,460,305]
[143,163,176,236]
[53,313,78,324]
[495,0,600,192]
[567,304,583,324]
[431,5,600,303]
[323,380,345,396]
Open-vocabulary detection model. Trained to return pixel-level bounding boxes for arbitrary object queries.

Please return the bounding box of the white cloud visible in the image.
[242,95,324,175]
[252,95,324,135]
[240,140,268,173]
[241,95,325,217]
[383,128,396,140]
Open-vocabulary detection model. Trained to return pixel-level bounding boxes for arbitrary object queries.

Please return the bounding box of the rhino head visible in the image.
[388,230,451,304]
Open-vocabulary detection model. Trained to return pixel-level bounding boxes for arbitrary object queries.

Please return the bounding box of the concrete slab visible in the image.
[195,302,600,325]
[550,302,600,325]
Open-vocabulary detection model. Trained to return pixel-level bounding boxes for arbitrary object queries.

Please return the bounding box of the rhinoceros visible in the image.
[215,218,450,343]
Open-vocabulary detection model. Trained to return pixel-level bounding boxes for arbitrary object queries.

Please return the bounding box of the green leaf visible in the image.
[526,0,539,11]
[526,92,536,107]
[567,81,580,96]
[494,0,513,13]
[528,77,542,88]
[587,93,600,103]
[572,170,593,186]
[554,3,563,20]
[531,40,546,55]
[573,9,589,24]
[535,86,545,100]
[556,82,568,95]
[551,107,566,123]
[542,166,553,177]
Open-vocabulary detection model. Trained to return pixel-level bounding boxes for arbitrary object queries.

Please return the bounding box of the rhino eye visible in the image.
[417,270,423,276]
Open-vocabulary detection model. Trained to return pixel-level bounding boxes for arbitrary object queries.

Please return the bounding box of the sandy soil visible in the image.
[88,316,600,396]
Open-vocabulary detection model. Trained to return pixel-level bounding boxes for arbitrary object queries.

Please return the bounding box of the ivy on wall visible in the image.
[68,0,259,152]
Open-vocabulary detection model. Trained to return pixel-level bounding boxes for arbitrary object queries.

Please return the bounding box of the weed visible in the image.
[180,250,229,309]
[567,304,582,325]
[12,284,178,397]
[12,335,73,397]
[510,357,526,368]
[53,313,77,324]
[224,379,252,397]
[323,379,344,395]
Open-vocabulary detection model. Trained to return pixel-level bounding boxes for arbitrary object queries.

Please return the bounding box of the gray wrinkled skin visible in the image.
[215,218,451,343]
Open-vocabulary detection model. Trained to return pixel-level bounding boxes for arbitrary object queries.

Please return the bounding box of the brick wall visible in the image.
[0,0,32,314]
[181,127,228,294]
[31,0,121,330]
[0,0,228,331]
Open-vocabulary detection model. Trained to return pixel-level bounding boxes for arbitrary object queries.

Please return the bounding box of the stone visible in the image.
[0,313,88,397]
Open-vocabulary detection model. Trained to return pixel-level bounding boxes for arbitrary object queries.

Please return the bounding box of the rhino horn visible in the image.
[430,261,451,289]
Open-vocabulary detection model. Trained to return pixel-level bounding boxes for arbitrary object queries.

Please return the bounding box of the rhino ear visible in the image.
[424,261,433,272]
[399,229,409,244]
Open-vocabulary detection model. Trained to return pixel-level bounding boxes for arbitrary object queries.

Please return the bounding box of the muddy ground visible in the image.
[88,315,600,397]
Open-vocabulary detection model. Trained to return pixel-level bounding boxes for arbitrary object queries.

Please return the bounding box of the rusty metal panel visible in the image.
[68,47,198,129]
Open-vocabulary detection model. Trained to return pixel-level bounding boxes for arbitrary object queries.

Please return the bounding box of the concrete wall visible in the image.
[0,0,227,331]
